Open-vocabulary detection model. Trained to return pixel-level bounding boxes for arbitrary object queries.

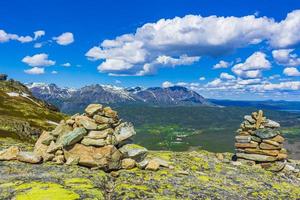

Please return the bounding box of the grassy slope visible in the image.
[0,80,66,141]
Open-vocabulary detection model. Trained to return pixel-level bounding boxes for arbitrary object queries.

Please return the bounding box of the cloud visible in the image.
[283,67,300,76]
[162,81,174,88]
[232,52,271,78]
[24,67,45,75]
[199,76,206,81]
[34,30,45,40]
[272,49,300,67]
[220,72,235,80]
[34,43,43,48]
[22,53,55,67]
[86,10,300,76]
[213,60,230,69]
[53,32,74,45]
[61,62,71,67]
[51,70,58,74]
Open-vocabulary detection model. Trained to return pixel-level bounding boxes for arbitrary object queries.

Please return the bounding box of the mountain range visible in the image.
[26,83,212,113]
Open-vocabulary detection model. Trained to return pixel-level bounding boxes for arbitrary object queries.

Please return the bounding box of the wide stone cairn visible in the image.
[0,104,165,171]
[234,110,288,170]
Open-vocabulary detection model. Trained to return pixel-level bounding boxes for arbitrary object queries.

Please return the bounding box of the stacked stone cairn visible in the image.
[0,104,167,171]
[234,110,288,170]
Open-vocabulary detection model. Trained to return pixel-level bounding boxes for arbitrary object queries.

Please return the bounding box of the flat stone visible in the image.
[41,134,56,145]
[263,139,280,147]
[78,117,97,130]
[119,144,148,161]
[261,161,286,172]
[260,142,282,150]
[244,148,279,156]
[85,104,103,116]
[87,129,113,139]
[255,110,264,129]
[244,115,256,124]
[277,153,288,160]
[236,153,277,162]
[115,122,136,143]
[34,131,51,156]
[235,135,251,143]
[81,137,106,147]
[0,146,20,161]
[17,152,41,164]
[146,160,160,171]
[121,158,136,169]
[264,119,280,128]
[235,141,258,148]
[58,127,87,147]
[97,124,111,130]
[93,115,114,124]
[152,158,170,168]
[254,128,280,139]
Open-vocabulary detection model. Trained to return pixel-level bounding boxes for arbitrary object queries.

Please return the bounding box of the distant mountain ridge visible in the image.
[26,83,212,113]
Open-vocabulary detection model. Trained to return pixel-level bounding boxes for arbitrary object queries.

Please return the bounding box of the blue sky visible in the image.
[1,0,300,100]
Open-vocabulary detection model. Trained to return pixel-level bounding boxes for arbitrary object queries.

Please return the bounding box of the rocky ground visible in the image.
[0,138,299,200]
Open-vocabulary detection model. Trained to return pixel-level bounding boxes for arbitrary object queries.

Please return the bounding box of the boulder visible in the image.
[115,123,136,143]
[236,153,277,162]
[64,144,120,170]
[119,144,147,161]
[81,137,106,147]
[85,104,103,116]
[0,146,20,161]
[58,127,87,147]
[17,152,41,164]
[121,158,136,169]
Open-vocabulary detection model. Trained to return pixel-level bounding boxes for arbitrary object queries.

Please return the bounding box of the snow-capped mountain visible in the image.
[26,83,212,113]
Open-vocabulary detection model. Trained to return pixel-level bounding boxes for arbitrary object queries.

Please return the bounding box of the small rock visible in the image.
[53,155,65,165]
[264,119,280,128]
[271,135,285,143]
[85,104,103,116]
[235,141,258,148]
[254,128,280,139]
[59,127,87,147]
[17,152,41,164]
[0,146,20,161]
[87,129,113,139]
[103,106,118,118]
[216,153,224,160]
[244,115,256,124]
[236,153,278,162]
[235,135,251,143]
[55,150,63,156]
[146,160,160,171]
[97,124,111,130]
[136,159,149,169]
[47,141,62,154]
[41,135,56,145]
[66,119,75,126]
[115,122,136,143]
[93,115,114,124]
[121,158,136,169]
[50,124,73,137]
[152,158,170,168]
[260,142,282,150]
[78,117,97,130]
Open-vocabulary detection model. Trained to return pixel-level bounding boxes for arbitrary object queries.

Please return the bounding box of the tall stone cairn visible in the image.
[234,110,288,170]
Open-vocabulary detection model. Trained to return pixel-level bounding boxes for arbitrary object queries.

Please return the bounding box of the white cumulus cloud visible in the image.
[220,72,235,80]
[34,30,45,40]
[53,32,74,45]
[213,60,230,69]
[86,10,300,76]
[61,62,71,67]
[272,49,300,67]
[24,67,45,75]
[22,53,55,67]
[283,67,300,76]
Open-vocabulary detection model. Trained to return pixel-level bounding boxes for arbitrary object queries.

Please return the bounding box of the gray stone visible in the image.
[152,158,170,168]
[264,119,280,128]
[17,152,42,164]
[97,124,111,130]
[119,144,148,161]
[244,115,256,124]
[0,146,20,161]
[50,124,73,137]
[79,118,97,130]
[47,141,62,153]
[41,135,56,145]
[136,159,149,169]
[115,122,136,143]
[251,135,262,143]
[235,135,251,143]
[87,129,113,139]
[81,137,106,147]
[93,115,114,124]
[65,156,80,165]
[254,128,280,139]
[236,153,277,162]
[59,127,87,147]
[85,104,103,116]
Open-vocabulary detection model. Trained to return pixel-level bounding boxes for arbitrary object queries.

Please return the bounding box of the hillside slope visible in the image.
[0,79,65,142]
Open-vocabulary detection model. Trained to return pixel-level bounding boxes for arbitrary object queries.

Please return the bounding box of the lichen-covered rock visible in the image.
[119,144,148,161]
[121,158,136,169]
[81,137,106,147]
[58,127,87,147]
[115,122,136,143]
[85,103,103,116]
